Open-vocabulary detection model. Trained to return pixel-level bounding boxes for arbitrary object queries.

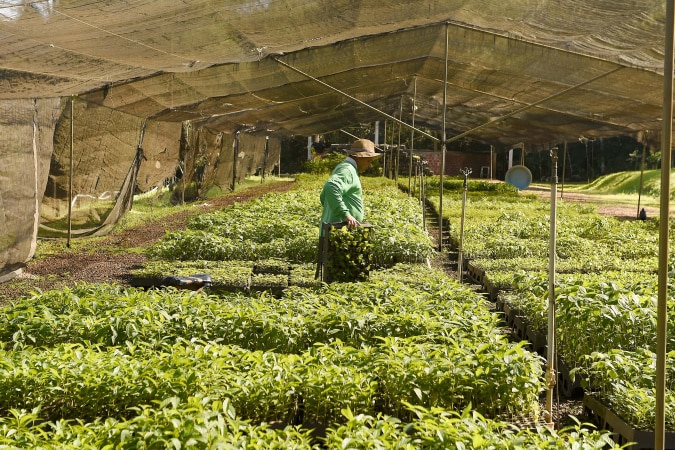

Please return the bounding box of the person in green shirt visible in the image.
[319,138,381,235]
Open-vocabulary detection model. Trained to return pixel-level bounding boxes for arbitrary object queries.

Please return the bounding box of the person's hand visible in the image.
[345,215,360,229]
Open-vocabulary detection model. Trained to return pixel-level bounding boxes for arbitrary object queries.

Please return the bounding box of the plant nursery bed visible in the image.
[512,314,528,341]
[557,357,583,398]
[249,273,288,297]
[130,273,249,293]
[466,261,485,285]
[130,262,321,294]
[253,259,291,275]
[525,326,547,356]
[248,285,286,297]
[583,394,675,449]
[498,412,548,432]
[482,278,501,301]
[130,274,213,291]
[494,292,505,312]
[502,301,520,329]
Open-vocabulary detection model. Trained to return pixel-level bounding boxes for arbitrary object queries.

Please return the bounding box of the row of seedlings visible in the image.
[0,176,621,447]
[427,176,673,447]
[0,264,616,447]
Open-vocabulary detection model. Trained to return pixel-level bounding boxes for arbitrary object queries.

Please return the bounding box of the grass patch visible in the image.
[552,168,675,204]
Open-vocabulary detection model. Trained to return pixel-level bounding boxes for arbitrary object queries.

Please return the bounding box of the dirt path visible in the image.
[523,186,660,220]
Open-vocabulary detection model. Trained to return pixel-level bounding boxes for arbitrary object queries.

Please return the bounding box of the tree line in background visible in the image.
[280,125,655,183]
[523,135,659,183]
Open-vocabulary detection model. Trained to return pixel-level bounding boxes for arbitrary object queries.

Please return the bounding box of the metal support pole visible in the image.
[409,76,417,195]
[384,120,388,149]
[438,22,449,252]
[583,139,590,183]
[489,145,493,180]
[389,119,395,179]
[261,135,269,183]
[412,161,418,198]
[545,147,559,428]
[232,130,239,192]
[656,2,674,447]
[67,97,75,248]
[418,161,423,204]
[421,162,427,230]
[458,167,471,282]
[386,123,391,178]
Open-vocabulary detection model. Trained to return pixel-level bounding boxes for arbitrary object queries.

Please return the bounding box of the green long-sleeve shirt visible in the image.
[319,158,363,234]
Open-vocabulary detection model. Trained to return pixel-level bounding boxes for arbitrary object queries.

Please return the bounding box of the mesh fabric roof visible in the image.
[0,0,669,145]
[0,0,671,279]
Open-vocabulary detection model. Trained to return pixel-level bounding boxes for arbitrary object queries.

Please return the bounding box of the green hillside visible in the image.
[558,169,675,200]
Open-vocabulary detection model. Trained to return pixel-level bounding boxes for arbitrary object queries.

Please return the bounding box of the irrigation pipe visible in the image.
[457,167,471,282]
[545,148,558,428]
[409,76,417,195]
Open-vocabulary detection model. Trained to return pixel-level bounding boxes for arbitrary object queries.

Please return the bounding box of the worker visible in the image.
[319,138,381,234]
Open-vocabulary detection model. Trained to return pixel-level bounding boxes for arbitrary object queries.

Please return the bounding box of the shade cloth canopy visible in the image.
[0,0,669,145]
[0,0,671,278]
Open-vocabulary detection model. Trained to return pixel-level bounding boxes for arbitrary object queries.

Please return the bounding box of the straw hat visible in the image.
[347,139,381,158]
